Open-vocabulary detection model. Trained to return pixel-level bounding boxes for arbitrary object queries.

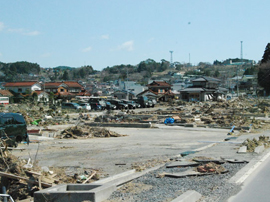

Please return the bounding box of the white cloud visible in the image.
[7,28,24,33]
[7,28,40,36]
[0,22,4,31]
[82,46,92,52]
[101,34,109,39]
[24,31,40,36]
[118,40,134,51]
[41,53,51,58]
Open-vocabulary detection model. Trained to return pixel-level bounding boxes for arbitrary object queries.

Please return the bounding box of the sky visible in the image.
[0,0,270,70]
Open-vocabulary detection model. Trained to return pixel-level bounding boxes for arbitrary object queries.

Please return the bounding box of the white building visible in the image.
[119,81,146,96]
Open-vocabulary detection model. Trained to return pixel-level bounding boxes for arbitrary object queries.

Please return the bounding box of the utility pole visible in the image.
[126,68,129,100]
[169,51,174,68]
[236,67,239,97]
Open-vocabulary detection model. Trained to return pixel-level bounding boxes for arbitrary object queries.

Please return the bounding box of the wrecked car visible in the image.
[0,112,29,147]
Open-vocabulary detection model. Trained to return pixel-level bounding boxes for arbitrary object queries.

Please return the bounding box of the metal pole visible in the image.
[237,66,239,97]
[2,186,7,202]
[126,69,129,100]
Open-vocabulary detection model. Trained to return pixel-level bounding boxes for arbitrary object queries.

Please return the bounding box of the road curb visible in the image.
[229,148,270,184]
[171,190,202,202]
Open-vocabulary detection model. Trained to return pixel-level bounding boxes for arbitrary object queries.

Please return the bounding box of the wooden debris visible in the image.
[82,171,96,184]
[0,171,52,188]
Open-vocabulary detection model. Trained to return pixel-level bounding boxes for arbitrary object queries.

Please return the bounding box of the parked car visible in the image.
[0,112,29,147]
[151,99,157,105]
[62,102,82,110]
[106,102,117,110]
[121,100,136,109]
[88,97,106,110]
[134,102,141,108]
[79,103,91,111]
[107,99,128,110]
[134,96,149,108]
[148,100,155,108]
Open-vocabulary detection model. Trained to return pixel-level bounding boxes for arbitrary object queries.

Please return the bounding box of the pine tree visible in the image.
[261,43,270,64]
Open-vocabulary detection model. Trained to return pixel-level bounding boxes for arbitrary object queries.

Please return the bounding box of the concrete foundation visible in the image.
[34,183,116,202]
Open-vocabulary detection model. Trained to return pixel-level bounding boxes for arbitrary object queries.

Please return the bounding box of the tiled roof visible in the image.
[33,90,47,95]
[0,90,14,96]
[4,81,38,87]
[180,88,205,92]
[44,82,63,88]
[192,77,220,82]
[77,92,91,96]
[42,82,83,88]
[147,81,172,87]
[137,89,158,96]
[64,81,83,88]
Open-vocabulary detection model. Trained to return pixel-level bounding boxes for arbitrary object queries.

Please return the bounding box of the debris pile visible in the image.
[58,126,125,139]
[196,162,227,174]
[241,136,270,152]
[0,151,99,201]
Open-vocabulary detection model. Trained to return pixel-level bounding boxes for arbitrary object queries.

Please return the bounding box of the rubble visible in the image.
[0,150,100,201]
[241,136,270,152]
[57,126,125,139]
[86,97,270,132]
[1,97,270,201]
[195,162,227,174]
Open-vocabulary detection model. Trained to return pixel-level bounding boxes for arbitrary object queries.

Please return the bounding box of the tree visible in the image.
[204,69,211,76]
[62,70,69,80]
[258,61,270,95]
[213,60,222,65]
[32,92,38,103]
[137,62,147,73]
[244,66,257,75]
[49,92,55,103]
[258,43,270,95]
[261,43,270,64]
[214,70,220,78]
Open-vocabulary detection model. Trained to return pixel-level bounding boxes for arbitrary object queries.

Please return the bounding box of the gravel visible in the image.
[107,162,247,202]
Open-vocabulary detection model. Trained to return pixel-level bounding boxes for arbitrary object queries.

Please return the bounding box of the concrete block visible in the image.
[238,146,247,153]
[91,169,136,185]
[185,123,197,127]
[92,165,165,187]
[171,190,202,202]
[254,145,264,154]
[85,123,151,128]
[34,183,116,202]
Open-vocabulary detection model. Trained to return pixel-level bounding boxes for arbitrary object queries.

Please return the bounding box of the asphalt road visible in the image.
[228,151,270,202]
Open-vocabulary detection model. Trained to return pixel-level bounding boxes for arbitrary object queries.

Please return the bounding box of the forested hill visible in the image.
[0,61,40,74]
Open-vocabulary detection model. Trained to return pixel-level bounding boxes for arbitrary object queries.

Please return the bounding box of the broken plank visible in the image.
[166,161,199,168]
[192,159,225,164]
[1,147,25,151]
[163,170,212,178]
[82,171,96,184]
[0,171,51,188]
[25,170,42,176]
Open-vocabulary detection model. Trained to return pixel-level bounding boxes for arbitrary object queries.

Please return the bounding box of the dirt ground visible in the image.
[12,125,230,178]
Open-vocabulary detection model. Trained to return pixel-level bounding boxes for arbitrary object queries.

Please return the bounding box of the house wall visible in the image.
[37,93,49,102]
[58,87,67,93]
[172,83,185,91]
[119,81,145,96]
[32,84,42,92]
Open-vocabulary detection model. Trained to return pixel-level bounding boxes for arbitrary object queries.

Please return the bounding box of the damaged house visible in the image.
[179,77,228,101]
[146,81,174,101]
[4,81,86,102]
